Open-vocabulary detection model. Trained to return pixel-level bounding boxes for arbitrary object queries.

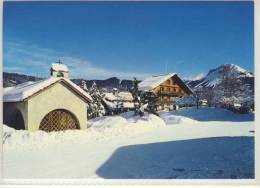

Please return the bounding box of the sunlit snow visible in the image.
[3,107,254,179]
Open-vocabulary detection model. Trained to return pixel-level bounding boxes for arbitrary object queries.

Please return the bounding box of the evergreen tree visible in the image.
[131,77,159,116]
[88,81,106,118]
[142,91,159,116]
[131,77,144,116]
[114,88,122,114]
[80,80,93,118]
[81,80,88,92]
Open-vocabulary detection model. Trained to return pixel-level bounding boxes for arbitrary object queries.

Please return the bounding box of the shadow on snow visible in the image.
[96,137,254,179]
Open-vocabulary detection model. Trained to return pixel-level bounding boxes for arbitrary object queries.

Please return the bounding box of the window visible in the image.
[167,80,171,85]
[160,87,164,92]
[57,71,64,77]
[39,109,79,132]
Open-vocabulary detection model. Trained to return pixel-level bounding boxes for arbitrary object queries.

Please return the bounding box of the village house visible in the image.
[3,63,92,132]
[139,73,193,106]
[102,88,134,114]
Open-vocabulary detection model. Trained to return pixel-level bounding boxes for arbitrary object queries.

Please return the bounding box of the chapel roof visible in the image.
[3,77,92,103]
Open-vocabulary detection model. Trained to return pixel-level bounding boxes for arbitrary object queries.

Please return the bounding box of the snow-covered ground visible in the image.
[3,107,254,179]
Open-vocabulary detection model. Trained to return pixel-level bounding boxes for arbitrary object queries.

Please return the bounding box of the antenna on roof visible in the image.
[165,59,168,74]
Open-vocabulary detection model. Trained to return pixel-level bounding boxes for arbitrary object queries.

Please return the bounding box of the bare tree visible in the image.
[194,87,203,109]
[216,65,253,109]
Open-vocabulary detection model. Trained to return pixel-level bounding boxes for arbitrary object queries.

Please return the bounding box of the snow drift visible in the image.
[3,112,166,149]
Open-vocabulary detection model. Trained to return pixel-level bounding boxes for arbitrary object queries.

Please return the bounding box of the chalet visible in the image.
[3,63,92,132]
[139,73,193,106]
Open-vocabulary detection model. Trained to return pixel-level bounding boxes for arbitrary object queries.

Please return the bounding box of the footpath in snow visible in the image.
[3,107,254,179]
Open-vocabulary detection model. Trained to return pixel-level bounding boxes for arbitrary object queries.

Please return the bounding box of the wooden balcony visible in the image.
[157,91,181,97]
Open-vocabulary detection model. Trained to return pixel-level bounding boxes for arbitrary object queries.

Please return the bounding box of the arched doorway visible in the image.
[10,109,25,130]
[39,109,80,132]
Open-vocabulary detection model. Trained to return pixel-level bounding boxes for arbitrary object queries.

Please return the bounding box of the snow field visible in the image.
[3,107,254,178]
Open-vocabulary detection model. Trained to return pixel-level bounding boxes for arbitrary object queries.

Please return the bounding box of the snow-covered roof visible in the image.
[104,92,133,101]
[139,73,176,91]
[102,98,134,110]
[3,77,92,103]
[51,63,69,72]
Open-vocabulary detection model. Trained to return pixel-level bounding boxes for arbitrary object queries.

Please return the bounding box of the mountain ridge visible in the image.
[3,64,254,92]
[186,64,254,90]
[3,72,134,90]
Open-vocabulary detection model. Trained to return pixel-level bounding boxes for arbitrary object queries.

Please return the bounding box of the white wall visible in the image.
[27,82,88,131]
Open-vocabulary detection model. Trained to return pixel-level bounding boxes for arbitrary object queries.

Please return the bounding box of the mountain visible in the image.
[72,77,121,90]
[187,64,254,90]
[3,72,133,91]
[3,72,43,88]
[3,64,253,92]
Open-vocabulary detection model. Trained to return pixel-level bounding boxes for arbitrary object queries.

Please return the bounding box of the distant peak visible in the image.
[105,77,119,81]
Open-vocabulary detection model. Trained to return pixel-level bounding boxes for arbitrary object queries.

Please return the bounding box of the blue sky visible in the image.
[3,1,254,80]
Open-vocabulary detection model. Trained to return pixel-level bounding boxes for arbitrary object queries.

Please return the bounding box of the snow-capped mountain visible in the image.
[187,64,254,89]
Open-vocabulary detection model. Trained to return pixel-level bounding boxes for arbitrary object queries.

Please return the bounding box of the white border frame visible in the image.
[0,0,259,186]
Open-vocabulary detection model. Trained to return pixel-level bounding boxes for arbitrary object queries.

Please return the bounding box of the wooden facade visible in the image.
[152,75,193,105]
